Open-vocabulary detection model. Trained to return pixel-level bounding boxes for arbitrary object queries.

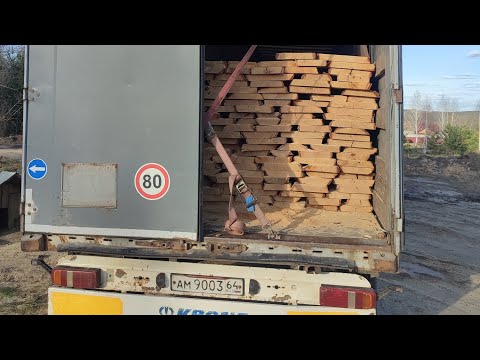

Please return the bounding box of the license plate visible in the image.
[171,274,244,296]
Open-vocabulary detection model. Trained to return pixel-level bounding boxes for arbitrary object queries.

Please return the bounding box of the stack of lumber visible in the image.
[202,52,378,214]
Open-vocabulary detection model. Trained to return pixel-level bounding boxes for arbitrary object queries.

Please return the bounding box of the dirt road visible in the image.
[377,175,480,314]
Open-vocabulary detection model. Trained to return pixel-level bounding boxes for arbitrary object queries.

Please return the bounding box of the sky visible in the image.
[403,45,480,111]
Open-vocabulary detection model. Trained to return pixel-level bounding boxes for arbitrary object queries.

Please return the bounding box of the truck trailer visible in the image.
[21,45,403,315]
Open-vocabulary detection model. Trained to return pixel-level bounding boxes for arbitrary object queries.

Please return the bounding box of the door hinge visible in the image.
[393,87,403,104]
[23,87,40,102]
[396,218,403,232]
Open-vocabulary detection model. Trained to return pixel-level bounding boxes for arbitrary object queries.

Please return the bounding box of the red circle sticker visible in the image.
[134,163,171,200]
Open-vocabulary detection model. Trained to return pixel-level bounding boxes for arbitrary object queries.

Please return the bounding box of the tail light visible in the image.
[51,266,101,289]
[320,285,376,309]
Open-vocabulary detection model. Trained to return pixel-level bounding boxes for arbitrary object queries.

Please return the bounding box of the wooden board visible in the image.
[317,53,371,63]
[337,160,374,168]
[343,147,378,156]
[258,87,289,94]
[280,106,324,114]
[263,100,292,106]
[298,125,332,132]
[223,124,255,132]
[305,172,337,179]
[334,128,369,135]
[327,139,373,149]
[256,125,292,132]
[228,112,255,118]
[330,133,371,142]
[285,67,319,74]
[340,166,374,175]
[261,163,303,171]
[327,192,371,200]
[263,176,290,184]
[276,53,316,60]
[236,105,274,113]
[224,100,261,106]
[249,81,286,88]
[265,170,304,177]
[329,62,375,71]
[290,79,330,88]
[292,183,329,193]
[308,144,341,152]
[241,144,279,152]
[303,165,340,174]
[282,131,329,139]
[250,67,285,75]
[235,163,261,171]
[209,118,235,126]
[264,183,292,191]
[324,114,374,122]
[227,93,264,100]
[330,81,372,90]
[273,196,302,202]
[329,120,376,130]
[216,131,243,139]
[262,93,298,100]
[346,199,372,206]
[340,205,373,213]
[205,61,227,74]
[246,138,287,145]
[270,150,293,157]
[255,118,281,126]
[294,157,337,166]
[281,113,314,120]
[329,101,378,110]
[209,80,249,87]
[296,60,328,67]
[308,198,342,206]
[289,86,331,95]
[278,144,309,151]
[327,108,375,117]
[257,61,297,67]
[293,100,329,107]
[341,90,379,98]
[247,74,294,81]
[311,95,335,102]
[255,156,293,164]
[298,151,333,159]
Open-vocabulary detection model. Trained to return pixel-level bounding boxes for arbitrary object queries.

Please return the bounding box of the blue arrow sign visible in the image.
[28,158,48,180]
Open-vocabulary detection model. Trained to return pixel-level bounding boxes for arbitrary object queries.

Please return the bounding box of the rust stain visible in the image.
[271,294,291,302]
[134,276,150,287]
[115,269,126,278]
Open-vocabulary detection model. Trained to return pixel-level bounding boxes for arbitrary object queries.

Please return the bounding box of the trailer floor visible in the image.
[203,205,386,242]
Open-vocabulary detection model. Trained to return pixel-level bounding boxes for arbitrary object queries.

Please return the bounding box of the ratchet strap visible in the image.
[203,45,279,239]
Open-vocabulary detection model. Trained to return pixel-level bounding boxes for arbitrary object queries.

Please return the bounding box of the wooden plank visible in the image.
[308,144,341,152]
[209,80,249,87]
[303,165,340,174]
[372,190,388,229]
[209,118,235,126]
[340,166,374,175]
[249,81,285,88]
[293,100,329,107]
[250,67,285,75]
[290,138,327,145]
[329,101,378,110]
[298,125,332,132]
[308,205,339,211]
[204,86,258,98]
[214,74,247,81]
[327,108,375,116]
[296,60,328,67]
[216,131,243,139]
[329,62,375,71]
[337,74,371,83]
[278,191,318,198]
[317,53,371,63]
[292,183,329,193]
[290,79,330,88]
[224,100,261,106]
[235,163,261,171]
[216,106,236,112]
[337,174,358,179]
[289,86,331,95]
[285,67,319,74]
[327,192,371,200]
[254,119,281,126]
[294,157,337,166]
[270,150,293,157]
[308,198,342,206]
[333,128,369,135]
[236,118,257,125]
[280,106,324,114]
[247,74,294,81]
[256,125,291,132]
[276,53,316,60]
[358,175,374,180]
[330,120,376,130]
[262,163,303,171]
[347,97,377,104]
[258,87,289,94]
[334,178,374,186]
[302,73,333,81]
[278,144,309,151]
[311,95,335,102]
[271,202,306,210]
[265,170,304,177]
[335,185,373,195]
[246,138,287,145]
[241,144,279,152]
[262,93,298,100]
[255,156,293,164]
[228,112,256,118]
[264,176,290,184]
[305,172,337,179]
[281,113,314,120]
[263,100,292,106]
[330,81,372,90]
[236,151,270,157]
[298,151,333,159]
[273,196,302,202]
[282,131,329,139]
[343,147,378,156]
[205,61,227,74]
[330,133,371,142]
[337,152,372,161]
[327,139,373,149]
[346,199,372,206]
[235,105,273,113]
[223,124,255,132]
[257,61,297,67]
[264,183,293,191]
[285,119,325,126]
[227,93,264,100]
[340,205,373,213]
[324,114,374,122]
[341,90,379,98]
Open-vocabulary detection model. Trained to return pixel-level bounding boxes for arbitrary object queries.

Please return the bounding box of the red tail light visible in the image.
[51,266,101,289]
[320,286,376,309]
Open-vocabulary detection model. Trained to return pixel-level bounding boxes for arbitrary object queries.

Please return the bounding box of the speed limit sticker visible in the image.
[134,163,171,200]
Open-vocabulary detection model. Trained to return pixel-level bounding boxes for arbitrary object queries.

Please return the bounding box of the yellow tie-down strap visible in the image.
[51,291,123,315]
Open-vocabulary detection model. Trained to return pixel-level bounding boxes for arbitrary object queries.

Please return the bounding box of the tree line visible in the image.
[405,90,480,155]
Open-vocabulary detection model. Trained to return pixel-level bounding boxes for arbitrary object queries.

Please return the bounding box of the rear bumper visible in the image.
[48,288,376,315]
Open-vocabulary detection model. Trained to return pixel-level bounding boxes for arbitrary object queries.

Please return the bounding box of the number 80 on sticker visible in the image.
[134,163,171,200]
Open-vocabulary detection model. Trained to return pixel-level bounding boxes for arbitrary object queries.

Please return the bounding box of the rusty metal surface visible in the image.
[21,233,46,252]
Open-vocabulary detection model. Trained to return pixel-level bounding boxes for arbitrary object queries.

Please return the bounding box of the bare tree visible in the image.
[448,98,459,124]
[405,90,423,146]
[422,95,433,154]
[437,94,450,132]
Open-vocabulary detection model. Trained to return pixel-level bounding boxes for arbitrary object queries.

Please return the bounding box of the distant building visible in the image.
[0,172,21,229]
